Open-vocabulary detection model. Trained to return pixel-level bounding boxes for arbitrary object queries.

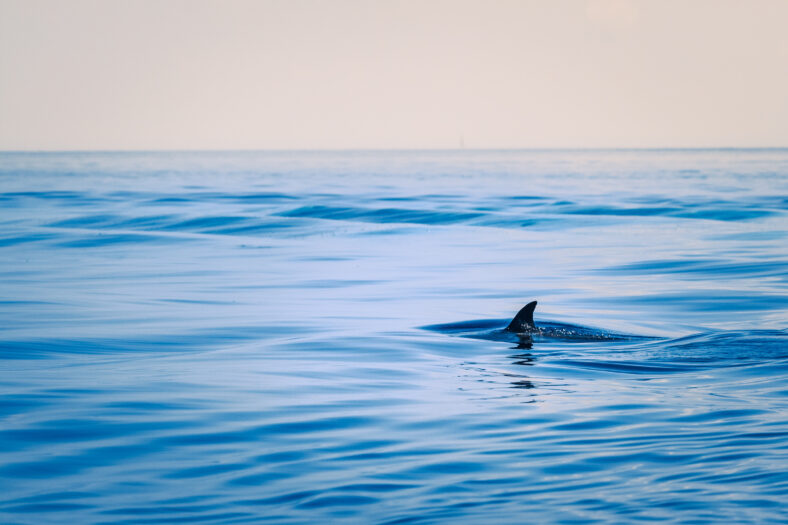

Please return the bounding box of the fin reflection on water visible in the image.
[509,352,537,366]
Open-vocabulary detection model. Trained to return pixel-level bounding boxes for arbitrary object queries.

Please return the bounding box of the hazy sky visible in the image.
[1,0,787,150]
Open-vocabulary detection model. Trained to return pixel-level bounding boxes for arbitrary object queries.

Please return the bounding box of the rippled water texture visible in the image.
[1,150,787,524]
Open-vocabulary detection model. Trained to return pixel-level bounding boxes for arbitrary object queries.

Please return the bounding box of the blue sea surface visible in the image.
[0,149,787,524]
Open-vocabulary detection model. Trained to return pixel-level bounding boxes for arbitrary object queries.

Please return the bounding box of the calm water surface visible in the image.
[1,150,787,524]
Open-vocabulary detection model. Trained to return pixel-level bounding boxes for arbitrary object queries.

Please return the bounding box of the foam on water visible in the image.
[1,150,787,524]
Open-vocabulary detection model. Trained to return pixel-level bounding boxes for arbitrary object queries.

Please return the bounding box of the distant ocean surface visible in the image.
[1,149,787,524]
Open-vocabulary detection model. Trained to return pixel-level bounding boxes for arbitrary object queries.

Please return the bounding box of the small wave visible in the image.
[558,359,704,374]
[48,214,121,228]
[45,213,303,239]
[0,326,301,360]
[555,199,779,221]
[277,205,485,226]
[603,292,788,312]
[56,233,175,248]
[0,191,89,201]
[161,216,249,231]
[0,233,57,247]
[656,330,788,361]
[218,192,298,203]
[602,258,788,280]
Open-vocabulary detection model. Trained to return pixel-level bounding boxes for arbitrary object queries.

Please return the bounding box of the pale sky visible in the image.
[1,0,787,150]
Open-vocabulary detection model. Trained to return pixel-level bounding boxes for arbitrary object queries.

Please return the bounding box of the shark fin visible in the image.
[505,301,537,333]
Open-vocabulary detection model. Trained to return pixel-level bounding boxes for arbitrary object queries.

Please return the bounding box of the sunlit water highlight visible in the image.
[1,150,787,524]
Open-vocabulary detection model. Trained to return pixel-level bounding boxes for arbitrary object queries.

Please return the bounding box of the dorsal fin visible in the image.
[506,301,537,333]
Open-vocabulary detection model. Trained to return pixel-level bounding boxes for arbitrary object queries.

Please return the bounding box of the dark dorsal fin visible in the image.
[506,301,537,333]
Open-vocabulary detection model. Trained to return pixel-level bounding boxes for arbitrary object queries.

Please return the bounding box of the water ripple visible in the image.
[1,150,788,524]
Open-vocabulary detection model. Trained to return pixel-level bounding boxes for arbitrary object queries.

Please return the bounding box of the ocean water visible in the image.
[0,149,787,524]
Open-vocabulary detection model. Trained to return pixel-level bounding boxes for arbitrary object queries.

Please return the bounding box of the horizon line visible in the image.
[2,146,788,154]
